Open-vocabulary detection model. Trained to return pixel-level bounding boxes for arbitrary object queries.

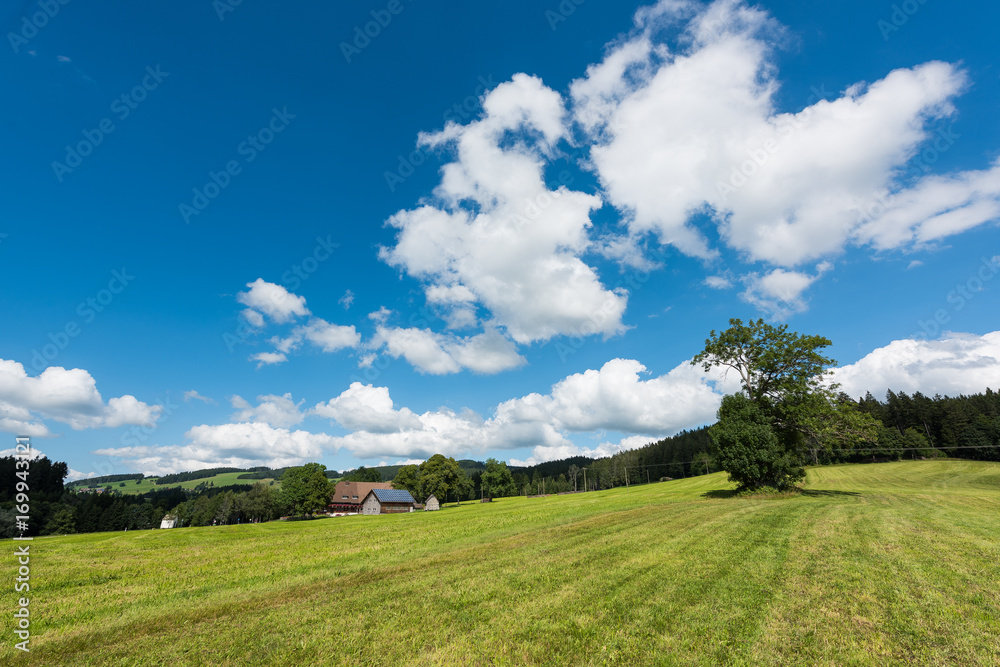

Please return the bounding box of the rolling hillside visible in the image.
[67,471,281,495]
[5,460,999,666]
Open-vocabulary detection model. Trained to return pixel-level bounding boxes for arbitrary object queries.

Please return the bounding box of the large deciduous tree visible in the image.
[392,464,421,500]
[693,318,877,491]
[280,463,332,517]
[481,458,516,499]
[417,455,469,504]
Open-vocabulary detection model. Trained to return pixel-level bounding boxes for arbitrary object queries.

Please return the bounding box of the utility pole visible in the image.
[583,468,587,493]
[647,470,650,485]
[625,467,629,489]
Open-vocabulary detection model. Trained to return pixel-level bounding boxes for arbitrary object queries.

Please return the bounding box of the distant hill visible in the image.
[68,469,281,495]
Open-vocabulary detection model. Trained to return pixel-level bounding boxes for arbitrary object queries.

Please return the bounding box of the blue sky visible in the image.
[2,0,999,480]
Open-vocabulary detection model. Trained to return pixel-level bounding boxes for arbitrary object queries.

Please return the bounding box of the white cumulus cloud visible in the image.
[373,326,525,375]
[183,390,216,405]
[325,356,732,462]
[560,0,999,315]
[0,359,161,434]
[496,358,724,435]
[379,73,628,345]
[510,435,657,468]
[312,383,422,433]
[296,318,361,353]
[237,278,310,324]
[230,393,305,428]
[740,268,818,319]
[832,330,1000,399]
[250,352,287,368]
[95,422,337,476]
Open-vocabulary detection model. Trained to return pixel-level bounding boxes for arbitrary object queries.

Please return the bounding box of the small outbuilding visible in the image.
[361,488,417,515]
[160,515,177,529]
[424,495,440,511]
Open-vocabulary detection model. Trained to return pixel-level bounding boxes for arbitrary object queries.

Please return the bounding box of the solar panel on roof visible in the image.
[371,488,415,503]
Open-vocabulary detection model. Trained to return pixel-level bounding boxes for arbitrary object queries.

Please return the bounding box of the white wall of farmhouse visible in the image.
[362,494,381,515]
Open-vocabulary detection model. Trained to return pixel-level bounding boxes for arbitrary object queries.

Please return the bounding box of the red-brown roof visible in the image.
[331,480,393,505]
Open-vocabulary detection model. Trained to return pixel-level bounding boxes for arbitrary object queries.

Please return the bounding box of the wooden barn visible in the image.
[424,495,440,511]
[361,488,417,515]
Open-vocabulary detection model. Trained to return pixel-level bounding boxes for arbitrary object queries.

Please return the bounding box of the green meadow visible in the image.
[4,460,1000,666]
[68,472,280,495]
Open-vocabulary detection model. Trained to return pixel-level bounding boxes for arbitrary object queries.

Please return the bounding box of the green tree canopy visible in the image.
[341,466,382,483]
[392,464,421,500]
[280,463,332,516]
[417,455,468,504]
[693,318,878,490]
[692,318,835,404]
[712,393,805,490]
[481,458,516,498]
[244,482,280,521]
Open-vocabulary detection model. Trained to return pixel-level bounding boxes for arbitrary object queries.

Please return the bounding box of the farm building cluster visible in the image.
[329,481,393,513]
[327,481,438,515]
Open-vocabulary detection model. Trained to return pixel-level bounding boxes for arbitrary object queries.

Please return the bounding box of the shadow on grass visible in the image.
[701,490,740,499]
[799,489,861,498]
[701,488,861,500]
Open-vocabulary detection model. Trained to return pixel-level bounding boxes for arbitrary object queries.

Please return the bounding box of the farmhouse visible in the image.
[329,481,393,513]
[361,488,417,515]
[424,494,440,511]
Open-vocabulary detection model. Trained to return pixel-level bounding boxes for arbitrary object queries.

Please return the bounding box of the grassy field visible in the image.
[4,460,999,666]
[67,472,279,495]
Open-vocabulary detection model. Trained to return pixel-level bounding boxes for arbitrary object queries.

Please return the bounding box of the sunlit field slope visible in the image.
[67,471,280,495]
[3,460,999,666]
